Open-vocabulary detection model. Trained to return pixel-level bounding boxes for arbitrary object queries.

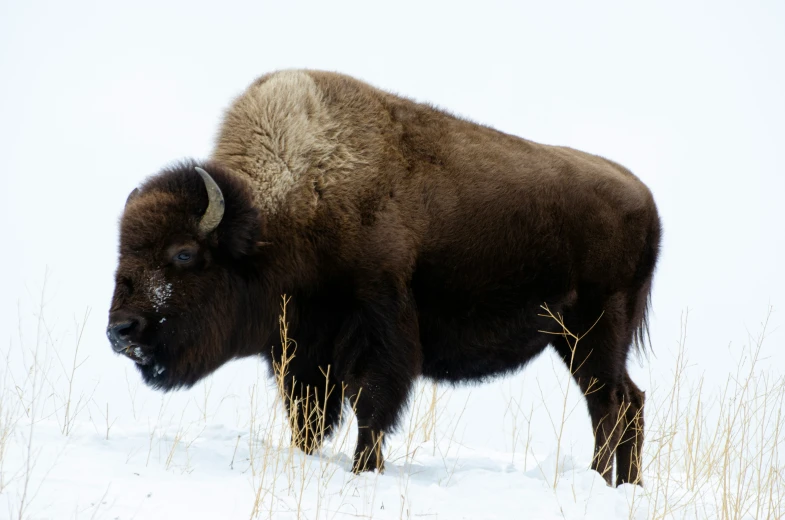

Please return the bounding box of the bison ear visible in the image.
[125,188,140,206]
[218,205,266,259]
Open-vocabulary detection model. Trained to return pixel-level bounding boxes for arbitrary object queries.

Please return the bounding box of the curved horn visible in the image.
[194,167,225,235]
[125,187,140,206]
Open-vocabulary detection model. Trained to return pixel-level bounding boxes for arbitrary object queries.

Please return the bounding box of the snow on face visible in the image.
[146,271,173,312]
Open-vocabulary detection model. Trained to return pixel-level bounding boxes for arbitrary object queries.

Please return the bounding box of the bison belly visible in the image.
[412,267,571,383]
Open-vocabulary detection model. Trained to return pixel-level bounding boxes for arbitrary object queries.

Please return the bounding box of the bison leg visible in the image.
[351,397,389,474]
[555,293,631,486]
[335,285,421,474]
[615,371,645,485]
[283,367,343,455]
[346,366,415,474]
[345,342,418,474]
[582,380,626,485]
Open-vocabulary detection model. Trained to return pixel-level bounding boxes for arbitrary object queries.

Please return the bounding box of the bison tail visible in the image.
[631,210,662,356]
[631,283,653,355]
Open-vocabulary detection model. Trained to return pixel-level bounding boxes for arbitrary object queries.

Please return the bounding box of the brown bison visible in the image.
[108,70,660,486]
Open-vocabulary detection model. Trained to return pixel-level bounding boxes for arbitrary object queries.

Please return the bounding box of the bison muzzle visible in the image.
[108,70,661,486]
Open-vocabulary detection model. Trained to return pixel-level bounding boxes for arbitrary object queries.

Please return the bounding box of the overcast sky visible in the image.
[2,1,784,426]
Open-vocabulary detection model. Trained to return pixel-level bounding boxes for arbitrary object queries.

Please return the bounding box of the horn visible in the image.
[125,187,140,206]
[194,166,225,235]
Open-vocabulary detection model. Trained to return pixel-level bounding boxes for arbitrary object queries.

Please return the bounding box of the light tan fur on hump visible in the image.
[211,70,353,216]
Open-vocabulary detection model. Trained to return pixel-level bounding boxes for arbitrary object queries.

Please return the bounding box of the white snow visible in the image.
[149,277,173,312]
[0,417,650,520]
[0,379,655,520]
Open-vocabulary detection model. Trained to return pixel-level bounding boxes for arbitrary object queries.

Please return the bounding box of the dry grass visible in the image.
[639,308,785,519]
[54,308,91,436]
[1,284,783,519]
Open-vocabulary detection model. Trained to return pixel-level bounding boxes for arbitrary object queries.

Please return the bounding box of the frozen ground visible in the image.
[1,418,644,520]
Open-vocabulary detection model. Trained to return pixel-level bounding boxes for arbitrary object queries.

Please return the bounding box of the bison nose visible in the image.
[107,320,139,352]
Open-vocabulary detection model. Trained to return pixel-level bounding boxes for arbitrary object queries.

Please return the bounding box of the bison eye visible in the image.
[168,245,199,266]
[174,250,193,263]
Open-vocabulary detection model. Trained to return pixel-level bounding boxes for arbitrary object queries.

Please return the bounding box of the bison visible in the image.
[107,70,660,486]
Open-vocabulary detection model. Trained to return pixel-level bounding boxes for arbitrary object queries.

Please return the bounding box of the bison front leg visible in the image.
[348,366,417,473]
[336,286,421,474]
[351,399,389,474]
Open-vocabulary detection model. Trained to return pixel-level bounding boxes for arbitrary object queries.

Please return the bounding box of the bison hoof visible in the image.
[292,433,323,455]
[352,450,385,474]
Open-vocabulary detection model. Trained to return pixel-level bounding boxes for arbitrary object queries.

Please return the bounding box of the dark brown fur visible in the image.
[108,70,660,485]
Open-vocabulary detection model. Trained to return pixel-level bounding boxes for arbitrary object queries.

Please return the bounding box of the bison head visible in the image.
[107,161,265,390]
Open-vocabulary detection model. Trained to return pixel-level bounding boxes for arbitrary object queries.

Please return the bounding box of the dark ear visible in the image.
[218,205,265,258]
[125,187,140,206]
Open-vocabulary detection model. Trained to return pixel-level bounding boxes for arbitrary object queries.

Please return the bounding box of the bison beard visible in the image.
[108,70,661,486]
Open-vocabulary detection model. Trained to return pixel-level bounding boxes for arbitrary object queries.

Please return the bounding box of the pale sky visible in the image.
[2,1,784,426]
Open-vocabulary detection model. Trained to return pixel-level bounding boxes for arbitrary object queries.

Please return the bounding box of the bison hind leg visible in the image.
[554,291,645,486]
[615,372,645,486]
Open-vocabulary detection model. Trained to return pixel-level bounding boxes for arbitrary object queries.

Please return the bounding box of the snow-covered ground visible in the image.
[2,1,785,519]
[0,419,641,520]
[1,297,782,519]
